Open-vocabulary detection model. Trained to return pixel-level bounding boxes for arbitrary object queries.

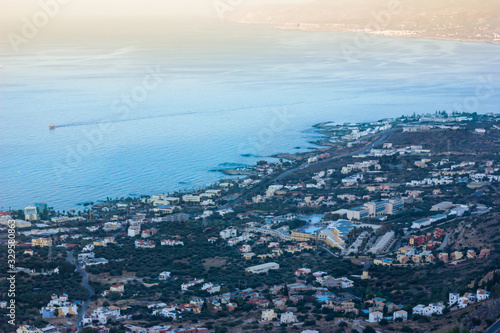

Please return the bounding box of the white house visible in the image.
[412,304,425,315]
[427,303,445,315]
[393,310,408,321]
[152,306,177,320]
[82,244,95,252]
[40,294,78,319]
[413,303,445,316]
[368,311,383,322]
[280,312,298,324]
[338,277,354,288]
[476,289,490,302]
[159,272,171,281]
[161,239,184,246]
[449,293,459,306]
[127,225,141,237]
[181,279,204,291]
[201,282,221,294]
[82,307,124,326]
[239,244,252,253]
[220,228,237,239]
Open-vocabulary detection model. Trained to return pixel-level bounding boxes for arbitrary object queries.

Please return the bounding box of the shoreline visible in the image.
[7,110,499,217]
[220,123,334,175]
[233,21,500,44]
[277,25,500,44]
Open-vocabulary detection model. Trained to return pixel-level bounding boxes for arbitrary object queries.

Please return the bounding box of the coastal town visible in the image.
[2,112,500,333]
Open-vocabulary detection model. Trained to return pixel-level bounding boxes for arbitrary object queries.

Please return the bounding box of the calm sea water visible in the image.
[1,22,499,211]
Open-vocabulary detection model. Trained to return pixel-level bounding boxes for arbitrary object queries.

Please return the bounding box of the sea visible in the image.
[1,21,499,211]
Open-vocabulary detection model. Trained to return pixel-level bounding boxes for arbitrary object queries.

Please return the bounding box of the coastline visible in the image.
[220,122,334,176]
[233,21,500,44]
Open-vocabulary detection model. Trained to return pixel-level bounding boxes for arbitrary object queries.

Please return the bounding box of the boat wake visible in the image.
[54,112,198,129]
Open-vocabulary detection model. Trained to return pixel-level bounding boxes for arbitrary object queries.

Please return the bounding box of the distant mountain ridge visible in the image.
[227,0,500,43]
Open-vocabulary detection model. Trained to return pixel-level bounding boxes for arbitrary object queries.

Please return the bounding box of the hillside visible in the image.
[227,0,500,43]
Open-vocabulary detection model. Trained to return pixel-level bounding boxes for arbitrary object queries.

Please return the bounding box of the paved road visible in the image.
[223,129,395,210]
[67,249,95,330]
[437,232,450,251]
[486,318,500,333]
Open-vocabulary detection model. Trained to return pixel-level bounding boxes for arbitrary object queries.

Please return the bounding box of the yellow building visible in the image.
[17,326,42,333]
[452,251,463,260]
[291,230,317,242]
[397,246,415,254]
[31,238,52,247]
[291,229,345,250]
[361,271,370,280]
[242,252,256,260]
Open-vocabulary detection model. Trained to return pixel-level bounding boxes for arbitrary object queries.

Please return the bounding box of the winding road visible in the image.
[67,249,95,330]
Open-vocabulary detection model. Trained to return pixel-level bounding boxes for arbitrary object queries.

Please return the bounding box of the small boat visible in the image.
[49,125,56,130]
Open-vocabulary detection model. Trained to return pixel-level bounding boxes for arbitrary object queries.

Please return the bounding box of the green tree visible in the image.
[363,327,376,333]
[81,328,98,333]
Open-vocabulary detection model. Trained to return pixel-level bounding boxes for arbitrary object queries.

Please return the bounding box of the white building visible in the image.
[181,279,204,291]
[337,277,354,288]
[151,306,177,320]
[393,310,408,321]
[40,294,78,318]
[159,272,171,281]
[161,239,184,246]
[183,195,201,203]
[412,304,425,315]
[280,311,298,324]
[81,307,123,326]
[220,228,237,239]
[128,225,141,237]
[369,231,395,254]
[368,311,383,322]
[201,282,221,294]
[449,293,459,306]
[245,262,280,274]
[476,289,490,302]
[413,303,445,316]
[78,252,95,261]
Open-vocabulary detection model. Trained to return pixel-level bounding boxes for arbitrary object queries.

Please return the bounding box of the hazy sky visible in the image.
[2,0,311,20]
[1,0,311,46]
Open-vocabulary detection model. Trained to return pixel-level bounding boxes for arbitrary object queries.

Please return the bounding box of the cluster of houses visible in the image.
[40,294,78,318]
[341,160,381,174]
[218,227,255,246]
[261,309,298,324]
[161,239,184,246]
[293,268,355,289]
[236,240,317,260]
[150,298,227,319]
[124,325,208,333]
[449,289,490,308]
[327,122,391,143]
[78,252,109,267]
[82,306,127,326]
[135,240,156,248]
[181,279,205,291]
[366,288,491,324]
[375,246,490,266]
